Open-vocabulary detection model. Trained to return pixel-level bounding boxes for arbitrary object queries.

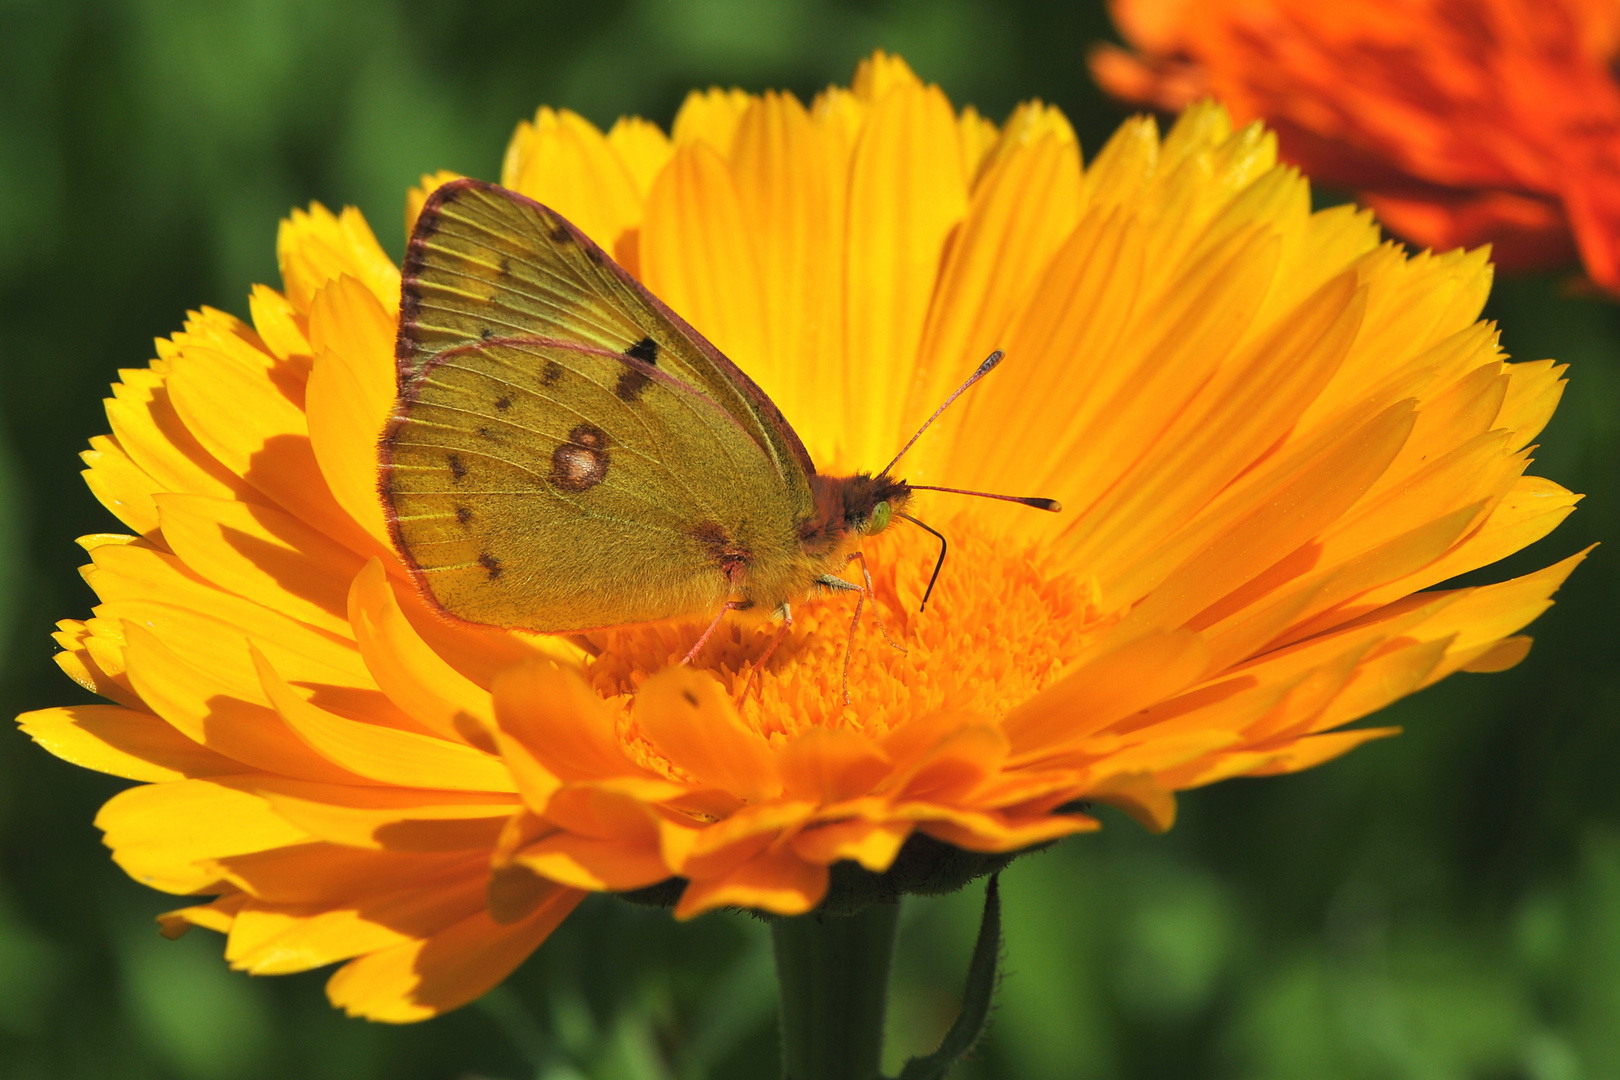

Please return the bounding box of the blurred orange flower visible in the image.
[16,52,1584,1022]
[1092,0,1620,292]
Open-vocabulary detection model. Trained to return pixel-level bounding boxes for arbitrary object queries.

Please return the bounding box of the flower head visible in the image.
[1092,0,1620,292]
[19,51,1582,1022]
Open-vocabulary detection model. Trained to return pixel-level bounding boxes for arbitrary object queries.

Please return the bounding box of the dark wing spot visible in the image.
[447,453,467,481]
[681,689,699,707]
[547,218,572,243]
[498,257,511,277]
[477,426,494,440]
[541,360,564,386]
[549,424,610,492]
[625,337,659,365]
[455,506,472,524]
[479,327,494,340]
[494,395,512,411]
[615,368,651,402]
[478,552,503,580]
[585,245,604,265]
[569,425,606,449]
[691,522,751,583]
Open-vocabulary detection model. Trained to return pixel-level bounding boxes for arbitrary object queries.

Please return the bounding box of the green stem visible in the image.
[771,900,901,1080]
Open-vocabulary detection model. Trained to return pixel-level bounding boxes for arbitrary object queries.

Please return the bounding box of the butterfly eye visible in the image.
[868,500,892,535]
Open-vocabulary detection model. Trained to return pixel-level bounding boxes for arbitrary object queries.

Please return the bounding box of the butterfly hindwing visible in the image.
[397,179,815,516]
[382,337,801,632]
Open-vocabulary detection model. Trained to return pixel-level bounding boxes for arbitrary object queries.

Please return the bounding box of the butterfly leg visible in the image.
[843,551,908,655]
[681,600,747,666]
[738,604,792,703]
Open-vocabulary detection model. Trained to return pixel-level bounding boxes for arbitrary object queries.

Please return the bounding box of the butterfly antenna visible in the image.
[905,485,1061,512]
[880,349,1006,478]
[897,512,948,611]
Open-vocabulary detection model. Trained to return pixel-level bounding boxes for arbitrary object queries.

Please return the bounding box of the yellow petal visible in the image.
[908,126,1081,465]
[96,778,310,894]
[253,645,515,792]
[277,203,400,315]
[405,170,464,239]
[670,87,753,154]
[502,107,643,250]
[120,622,369,784]
[725,91,842,445]
[262,787,516,852]
[640,140,770,376]
[154,492,364,636]
[844,77,968,463]
[248,284,311,364]
[325,885,583,1022]
[305,276,397,549]
[606,116,673,198]
[18,704,240,782]
[347,559,494,742]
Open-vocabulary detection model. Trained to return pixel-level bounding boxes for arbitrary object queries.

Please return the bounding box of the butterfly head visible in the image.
[838,472,913,538]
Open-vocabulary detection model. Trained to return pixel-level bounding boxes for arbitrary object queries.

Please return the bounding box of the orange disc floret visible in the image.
[18,51,1582,1021]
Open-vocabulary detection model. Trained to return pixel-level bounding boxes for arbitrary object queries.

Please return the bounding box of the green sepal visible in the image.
[893,874,1003,1080]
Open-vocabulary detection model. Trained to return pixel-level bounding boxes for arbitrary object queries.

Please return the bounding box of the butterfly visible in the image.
[380,178,1057,670]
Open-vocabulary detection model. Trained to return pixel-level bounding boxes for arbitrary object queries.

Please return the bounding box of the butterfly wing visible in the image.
[381,336,800,632]
[397,178,815,514]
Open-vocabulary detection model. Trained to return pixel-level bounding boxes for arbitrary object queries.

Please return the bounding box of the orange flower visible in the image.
[1092,0,1620,291]
[17,51,1583,1022]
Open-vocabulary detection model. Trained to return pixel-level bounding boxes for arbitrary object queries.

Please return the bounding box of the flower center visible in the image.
[583,515,1102,746]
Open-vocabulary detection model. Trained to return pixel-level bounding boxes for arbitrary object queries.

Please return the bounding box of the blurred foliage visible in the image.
[1,1,1615,1077]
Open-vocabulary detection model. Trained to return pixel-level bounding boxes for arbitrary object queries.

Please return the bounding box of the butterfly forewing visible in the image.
[382,337,800,632]
[398,179,815,513]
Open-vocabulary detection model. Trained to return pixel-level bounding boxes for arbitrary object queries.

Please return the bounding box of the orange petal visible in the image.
[791,819,911,871]
[911,805,1094,853]
[1003,629,1209,755]
[227,866,489,975]
[513,832,671,892]
[218,842,482,905]
[777,726,891,804]
[674,846,828,919]
[489,661,654,812]
[633,667,781,802]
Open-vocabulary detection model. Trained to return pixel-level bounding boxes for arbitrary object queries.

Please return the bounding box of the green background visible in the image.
[1,1,1615,1077]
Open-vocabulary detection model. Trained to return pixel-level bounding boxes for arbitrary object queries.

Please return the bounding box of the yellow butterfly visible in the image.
[381,179,1055,663]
